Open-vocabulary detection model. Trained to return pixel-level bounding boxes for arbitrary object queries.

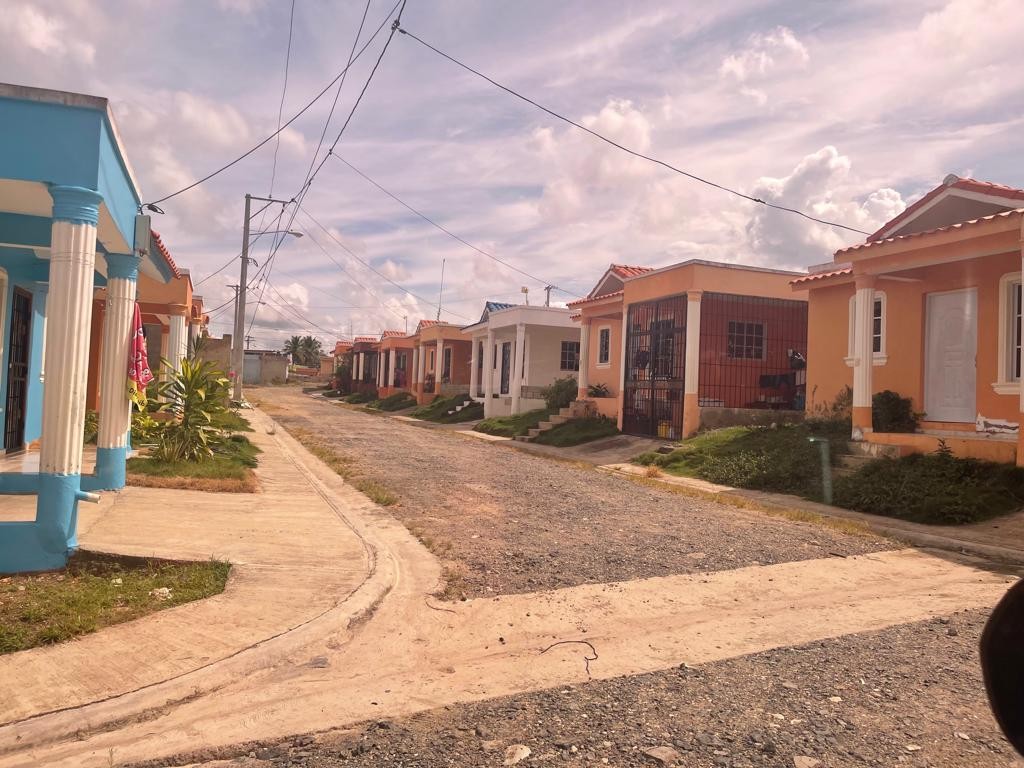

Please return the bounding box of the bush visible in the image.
[83,410,99,444]
[872,390,918,433]
[370,392,418,411]
[587,382,611,398]
[434,400,484,423]
[542,377,578,412]
[153,359,231,463]
[344,390,377,404]
[834,451,1024,525]
[131,411,163,444]
[411,394,469,421]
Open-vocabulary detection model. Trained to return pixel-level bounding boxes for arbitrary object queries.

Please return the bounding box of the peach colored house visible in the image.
[794,175,1024,464]
[571,261,808,440]
[408,320,473,404]
[350,335,380,396]
[375,329,416,398]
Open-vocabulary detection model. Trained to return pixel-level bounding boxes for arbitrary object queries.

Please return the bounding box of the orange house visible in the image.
[350,336,380,396]
[571,261,808,440]
[376,329,416,397]
[407,320,473,404]
[794,175,1024,464]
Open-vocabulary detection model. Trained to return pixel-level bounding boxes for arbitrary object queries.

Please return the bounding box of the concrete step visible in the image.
[846,441,903,459]
[514,435,532,442]
[528,427,543,438]
[838,454,874,471]
[832,465,856,479]
[549,415,568,425]
[537,421,554,430]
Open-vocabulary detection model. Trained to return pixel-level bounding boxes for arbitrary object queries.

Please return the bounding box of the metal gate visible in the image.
[4,289,32,451]
[622,295,687,439]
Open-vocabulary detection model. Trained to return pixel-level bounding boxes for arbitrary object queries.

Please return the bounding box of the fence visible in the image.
[622,295,687,439]
[698,292,807,411]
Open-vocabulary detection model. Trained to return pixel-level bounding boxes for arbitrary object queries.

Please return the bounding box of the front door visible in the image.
[500,342,511,395]
[4,289,32,451]
[925,288,977,423]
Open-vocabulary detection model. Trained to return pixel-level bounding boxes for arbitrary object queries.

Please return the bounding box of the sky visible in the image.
[2,0,1022,349]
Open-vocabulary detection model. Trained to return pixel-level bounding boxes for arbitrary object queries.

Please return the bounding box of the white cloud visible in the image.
[719,26,808,83]
[1,3,95,64]
[173,92,251,148]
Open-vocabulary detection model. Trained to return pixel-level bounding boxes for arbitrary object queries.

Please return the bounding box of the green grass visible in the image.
[834,451,1024,525]
[368,392,418,411]
[434,400,484,423]
[344,391,377,404]
[474,408,551,438]
[634,420,850,500]
[126,435,261,492]
[0,552,230,654]
[534,416,619,447]
[410,393,471,421]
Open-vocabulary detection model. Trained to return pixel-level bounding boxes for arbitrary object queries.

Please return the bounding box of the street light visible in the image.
[232,193,302,402]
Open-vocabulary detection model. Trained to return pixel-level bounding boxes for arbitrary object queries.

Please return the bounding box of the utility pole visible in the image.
[544,285,553,307]
[231,193,252,402]
[245,335,254,349]
[403,315,408,334]
[436,258,446,321]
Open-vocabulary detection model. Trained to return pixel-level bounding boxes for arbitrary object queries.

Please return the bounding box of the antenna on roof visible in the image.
[521,286,529,306]
[436,258,446,321]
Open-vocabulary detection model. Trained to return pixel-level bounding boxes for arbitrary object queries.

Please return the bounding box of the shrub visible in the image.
[345,390,377,404]
[152,359,231,463]
[834,451,1024,525]
[370,392,418,411]
[812,385,852,422]
[587,382,611,398]
[131,411,163,443]
[872,390,918,433]
[542,377,578,412]
[83,410,99,444]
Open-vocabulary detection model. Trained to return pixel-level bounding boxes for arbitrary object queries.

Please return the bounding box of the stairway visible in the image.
[514,400,594,443]
[833,440,903,477]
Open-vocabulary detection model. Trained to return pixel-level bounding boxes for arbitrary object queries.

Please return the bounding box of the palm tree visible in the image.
[300,335,323,367]
[283,335,303,364]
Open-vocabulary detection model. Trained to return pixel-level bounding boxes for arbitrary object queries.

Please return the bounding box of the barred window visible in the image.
[560,341,580,371]
[598,327,610,364]
[727,321,764,360]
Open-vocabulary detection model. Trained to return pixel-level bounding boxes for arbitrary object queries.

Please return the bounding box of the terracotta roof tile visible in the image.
[149,230,180,279]
[790,268,853,286]
[868,175,1024,241]
[610,264,653,279]
[567,289,623,307]
[353,335,377,343]
[380,330,403,338]
[838,207,1024,257]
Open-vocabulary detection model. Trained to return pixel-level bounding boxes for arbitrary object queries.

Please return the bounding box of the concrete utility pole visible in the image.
[231,194,252,402]
[544,285,553,307]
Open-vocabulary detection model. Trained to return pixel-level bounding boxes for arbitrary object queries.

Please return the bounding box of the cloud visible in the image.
[719,26,809,83]
[173,92,251,148]
[745,146,905,265]
[0,3,95,64]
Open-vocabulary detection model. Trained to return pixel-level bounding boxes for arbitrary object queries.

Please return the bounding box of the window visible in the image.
[598,327,610,365]
[442,347,452,381]
[726,321,764,360]
[477,341,484,371]
[396,352,406,370]
[846,291,886,363]
[996,273,1022,393]
[560,341,580,371]
[429,350,435,371]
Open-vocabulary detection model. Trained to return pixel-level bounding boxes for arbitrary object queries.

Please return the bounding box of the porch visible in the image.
[0,85,175,573]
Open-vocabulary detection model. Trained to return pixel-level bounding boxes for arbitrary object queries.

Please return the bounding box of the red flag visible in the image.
[127,303,154,406]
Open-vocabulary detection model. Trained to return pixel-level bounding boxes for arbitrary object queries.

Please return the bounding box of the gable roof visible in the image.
[353,335,377,344]
[149,230,181,279]
[415,319,444,333]
[586,264,654,300]
[380,329,403,339]
[869,175,1024,242]
[479,301,515,323]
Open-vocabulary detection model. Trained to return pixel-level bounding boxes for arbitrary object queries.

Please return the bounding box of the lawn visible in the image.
[0,552,230,654]
[635,421,850,500]
[127,434,260,493]
[474,408,551,438]
[368,392,418,411]
[533,416,619,447]
[410,393,481,423]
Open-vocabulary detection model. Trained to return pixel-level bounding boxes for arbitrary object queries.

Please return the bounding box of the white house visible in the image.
[462,302,581,418]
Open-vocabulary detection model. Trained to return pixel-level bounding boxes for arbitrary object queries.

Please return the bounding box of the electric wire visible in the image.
[396,26,871,236]
[142,0,403,207]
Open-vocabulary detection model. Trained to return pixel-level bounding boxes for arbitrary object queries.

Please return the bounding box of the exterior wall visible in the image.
[805,250,1019,423]
[197,335,232,375]
[867,432,1016,463]
[623,262,799,305]
[582,311,622,397]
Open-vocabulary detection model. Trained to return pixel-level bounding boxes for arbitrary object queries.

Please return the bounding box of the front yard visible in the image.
[0,553,229,654]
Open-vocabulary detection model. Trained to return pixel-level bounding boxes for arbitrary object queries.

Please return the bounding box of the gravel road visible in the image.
[255,387,893,599]
[147,608,1017,768]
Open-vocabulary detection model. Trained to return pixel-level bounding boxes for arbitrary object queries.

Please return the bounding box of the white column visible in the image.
[852,276,876,439]
[166,305,188,374]
[511,322,526,414]
[436,339,444,386]
[483,329,495,417]
[355,352,363,381]
[376,352,384,388]
[683,291,702,437]
[577,320,591,398]
[94,253,140,490]
[470,336,480,399]
[388,348,397,387]
[38,186,103,560]
[418,343,427,388]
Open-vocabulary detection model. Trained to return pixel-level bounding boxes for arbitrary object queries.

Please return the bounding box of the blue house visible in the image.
[0,83,176,573]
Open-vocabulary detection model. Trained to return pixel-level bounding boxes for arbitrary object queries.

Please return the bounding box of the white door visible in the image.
[924,289,977,422]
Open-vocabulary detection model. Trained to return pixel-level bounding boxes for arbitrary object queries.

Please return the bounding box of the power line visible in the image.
[267,0,297,202]
[142,0,403,207]
[396,26,871,237]
[333,155,583,297]
[298,206,471,321]
[194,199,277,287]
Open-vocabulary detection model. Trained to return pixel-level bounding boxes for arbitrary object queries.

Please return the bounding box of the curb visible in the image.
[597,464,1024,569]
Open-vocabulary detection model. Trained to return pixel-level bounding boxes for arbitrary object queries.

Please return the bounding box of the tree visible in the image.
[283,335,303,364]
[300,335,323,367]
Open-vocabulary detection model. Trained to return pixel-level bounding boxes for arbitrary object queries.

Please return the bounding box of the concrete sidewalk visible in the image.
[600,462,1024,567]
[0,408,374,726]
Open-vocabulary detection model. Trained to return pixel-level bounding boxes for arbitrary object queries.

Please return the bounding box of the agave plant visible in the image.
[153,358,231,462]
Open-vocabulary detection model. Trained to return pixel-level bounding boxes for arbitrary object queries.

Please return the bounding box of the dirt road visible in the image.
[256,386,894,599]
